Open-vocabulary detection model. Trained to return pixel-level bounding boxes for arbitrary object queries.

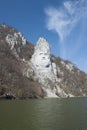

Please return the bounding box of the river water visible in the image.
[0,98,87,130]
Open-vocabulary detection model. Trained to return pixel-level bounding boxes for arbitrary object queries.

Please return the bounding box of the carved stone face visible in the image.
[31,38,51,71]
[34,51,51,68]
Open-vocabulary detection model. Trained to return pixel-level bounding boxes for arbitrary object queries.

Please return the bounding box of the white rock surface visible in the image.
[6,32,26,49]
[66,63,73,71]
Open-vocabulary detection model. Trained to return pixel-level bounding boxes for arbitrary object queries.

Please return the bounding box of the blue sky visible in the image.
[0,0,87,73]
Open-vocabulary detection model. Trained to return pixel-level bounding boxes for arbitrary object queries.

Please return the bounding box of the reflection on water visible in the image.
[0,98,87,130]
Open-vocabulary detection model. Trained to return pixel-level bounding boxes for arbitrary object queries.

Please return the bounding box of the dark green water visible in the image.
[0,98,87,130]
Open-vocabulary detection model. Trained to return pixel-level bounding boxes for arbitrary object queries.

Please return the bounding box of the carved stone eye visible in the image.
[46,64,50,68]
[36,64,39,67]
[42,57,45,59]
[39,53,43,55]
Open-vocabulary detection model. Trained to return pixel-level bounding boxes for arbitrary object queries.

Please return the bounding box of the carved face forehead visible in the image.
[35,44,50,52]
[35,37,50,52]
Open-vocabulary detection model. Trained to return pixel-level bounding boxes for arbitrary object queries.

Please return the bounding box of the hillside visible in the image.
[0,24,87,99]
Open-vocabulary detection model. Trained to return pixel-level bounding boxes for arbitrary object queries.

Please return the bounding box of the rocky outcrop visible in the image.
[0,23,87,99]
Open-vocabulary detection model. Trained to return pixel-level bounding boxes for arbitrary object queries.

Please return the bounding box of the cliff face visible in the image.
[0,24,87,99]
